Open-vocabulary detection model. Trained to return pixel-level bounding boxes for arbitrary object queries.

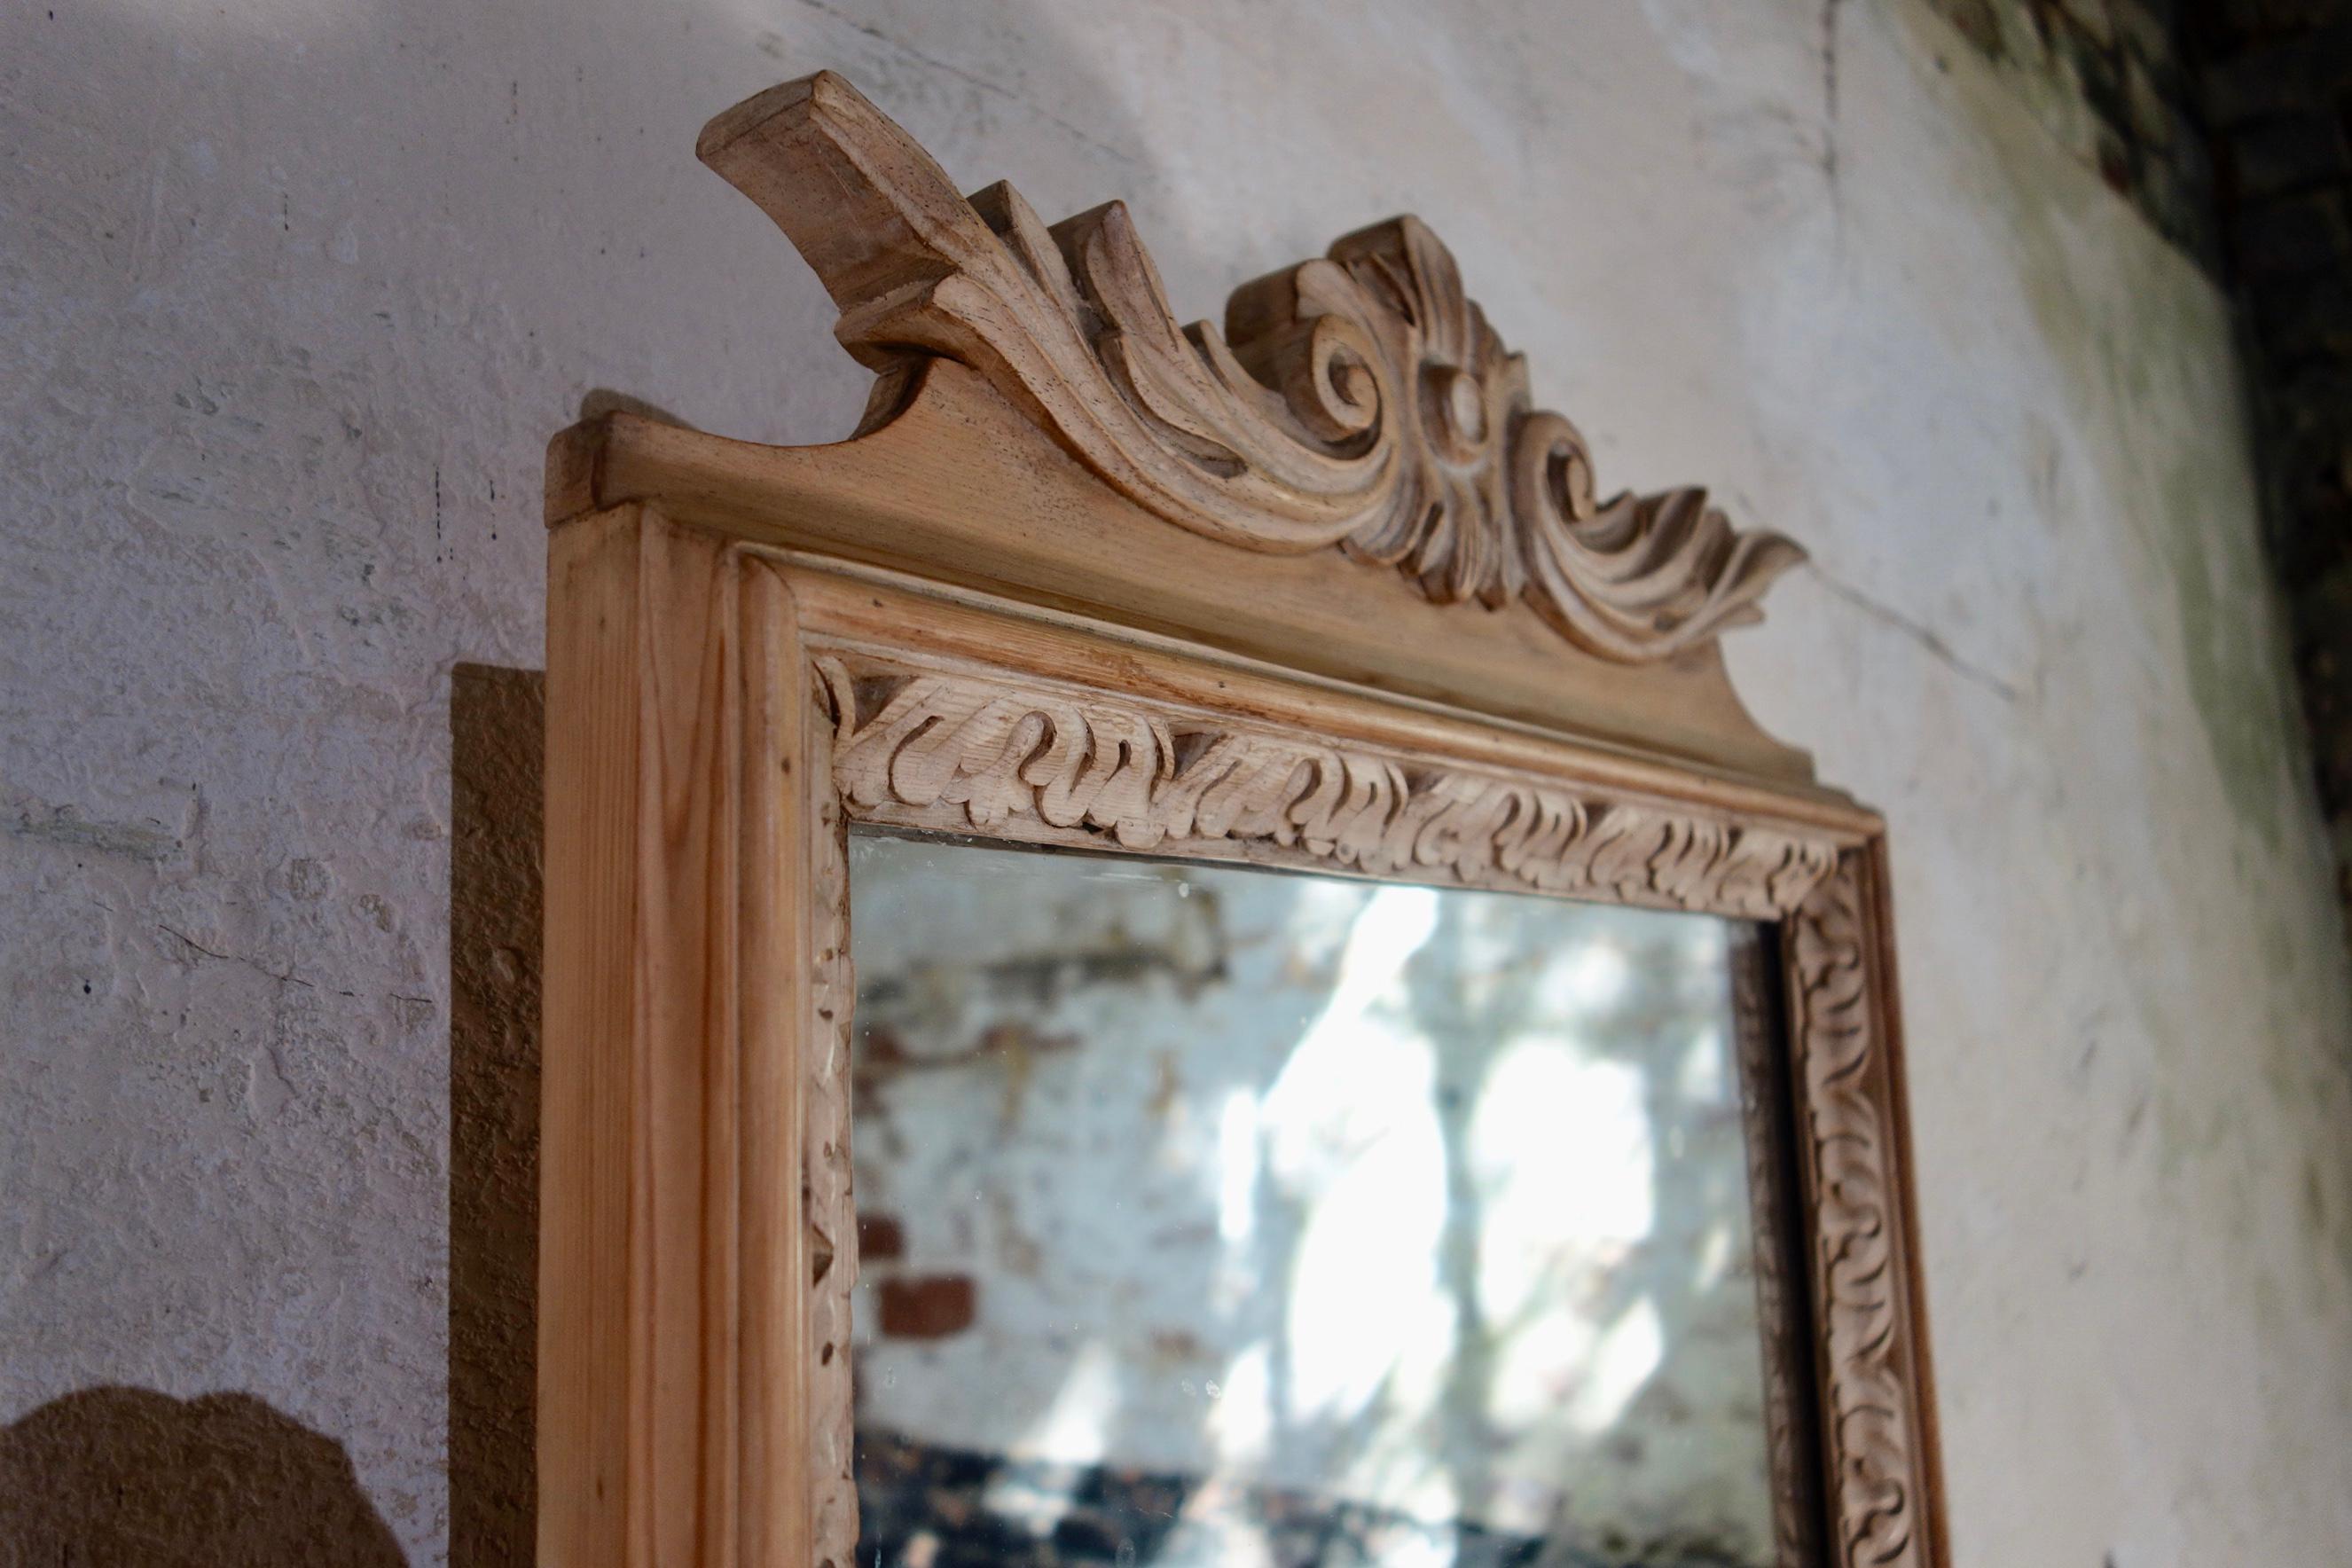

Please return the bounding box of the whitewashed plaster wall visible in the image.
[2,0,2347,1564]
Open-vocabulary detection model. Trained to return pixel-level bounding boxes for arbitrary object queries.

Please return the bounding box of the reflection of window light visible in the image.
[1281,877,1380,976]
[1568,1298,1664,1433]
[1014,1339,1120,1469]
[1313,885,1438,1016]
[1470,1046,1654,1323]
[1269,887,1447,1426]
[1206,1341,1274,1464]
[1217,1088,1258,1246]
[1486,1307,1596,1431]
[1534,937,1629,1015]
[1335,1446,1460,1538]
[1282,1097,1448,1424]
[1679,1025,1729,1102]
[1697,1219,1735,1288]
[1378,1521,1456,1568]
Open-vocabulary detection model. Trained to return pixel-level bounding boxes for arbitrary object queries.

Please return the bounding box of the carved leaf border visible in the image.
[1791,861,1932,1568]
[815,651,1838,920]
[812,648,1935,1568]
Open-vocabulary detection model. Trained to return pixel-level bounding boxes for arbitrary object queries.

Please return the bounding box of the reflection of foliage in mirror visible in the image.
[847,832,1775,1568]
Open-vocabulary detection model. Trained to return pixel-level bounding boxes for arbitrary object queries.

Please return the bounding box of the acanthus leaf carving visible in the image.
[700,72,1806,662]
[1791,861,1927,1568]
[818,654,1838,919]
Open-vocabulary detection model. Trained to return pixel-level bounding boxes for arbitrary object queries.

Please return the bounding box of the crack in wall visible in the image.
[1808,563,2024,705]
[1822,0,1847,230]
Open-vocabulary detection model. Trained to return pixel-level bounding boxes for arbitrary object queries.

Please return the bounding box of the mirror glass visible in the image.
[848,831,1784,1568]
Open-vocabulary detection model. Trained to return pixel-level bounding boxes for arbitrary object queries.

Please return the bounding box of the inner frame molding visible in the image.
[537,67,1948,1568]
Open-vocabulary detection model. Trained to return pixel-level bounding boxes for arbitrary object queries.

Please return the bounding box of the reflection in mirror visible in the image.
[847,832,1786,1568]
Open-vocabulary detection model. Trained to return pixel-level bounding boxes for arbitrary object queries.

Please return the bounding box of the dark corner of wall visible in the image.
[2182,0,2352,936]
[1927,0,2352,948]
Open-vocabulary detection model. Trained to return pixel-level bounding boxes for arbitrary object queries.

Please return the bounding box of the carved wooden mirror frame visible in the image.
[538,71,1948,1568]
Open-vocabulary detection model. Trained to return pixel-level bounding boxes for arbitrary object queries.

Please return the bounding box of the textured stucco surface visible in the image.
[3,1,2348,1563]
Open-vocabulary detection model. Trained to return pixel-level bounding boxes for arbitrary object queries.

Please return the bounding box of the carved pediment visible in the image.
[697,71,1804,664]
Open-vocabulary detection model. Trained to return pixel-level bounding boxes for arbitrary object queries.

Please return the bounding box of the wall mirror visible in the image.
[846,835,1791,1568]
[538,71,1945,1568]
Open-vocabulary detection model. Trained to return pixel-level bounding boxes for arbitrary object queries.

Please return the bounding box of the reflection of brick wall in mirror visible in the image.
[845,834,1784,1567]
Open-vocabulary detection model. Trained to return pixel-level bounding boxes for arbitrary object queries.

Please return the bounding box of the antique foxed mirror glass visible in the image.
[846,837,1792,1567]
[538,70,1946,1568]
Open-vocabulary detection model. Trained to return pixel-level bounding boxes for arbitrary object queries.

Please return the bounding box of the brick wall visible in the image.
[1920,0,2221,260]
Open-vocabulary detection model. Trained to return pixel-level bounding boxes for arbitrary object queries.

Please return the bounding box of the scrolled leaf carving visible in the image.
[1791,863,1928,1568]
[818,655,1837,918]
[700,72,1805,662]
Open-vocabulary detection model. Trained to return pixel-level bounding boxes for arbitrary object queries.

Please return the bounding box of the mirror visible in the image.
[847,831,1790,1568]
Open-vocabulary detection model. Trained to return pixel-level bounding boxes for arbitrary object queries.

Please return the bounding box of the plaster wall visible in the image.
[3,0,2348,1563]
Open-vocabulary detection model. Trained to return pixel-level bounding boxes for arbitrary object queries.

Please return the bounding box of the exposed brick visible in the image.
[2142,160,2227,262]
[2234,187,2352,273]
[2066,22,2136,126]
[2058,0,2121,47]
[2274,484,2352,584]
[2224,112,2352,199]
[2097,122,2138,193]
[2311,17,2352,86]
[2114,0,2179,63]
[2186,0,2352,944]
[858,1212,906,1261]
[2270,362,2352,435]
[2127,53,2182,144]
[2254,271,2352,361]
[1933,0,2010,55]
[2200,35,2317,123]
[878,1274,976,1338]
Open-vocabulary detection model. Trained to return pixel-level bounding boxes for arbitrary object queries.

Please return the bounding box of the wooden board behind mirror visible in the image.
[538,69,1945,1568]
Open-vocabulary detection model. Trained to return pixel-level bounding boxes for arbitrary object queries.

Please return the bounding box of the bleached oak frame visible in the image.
[539,71,1948,1568]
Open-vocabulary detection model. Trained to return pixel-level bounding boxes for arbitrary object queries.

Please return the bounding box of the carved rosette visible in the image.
[699,72,1805,662]
[1790,861,1930,1568]
[816,654,1838,920]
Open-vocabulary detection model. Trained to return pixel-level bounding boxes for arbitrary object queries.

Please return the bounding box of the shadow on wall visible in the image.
[12,0,1188,1553]
[0,1386,406,1565]
[0,663,547,1568]
[450,662,547,1566]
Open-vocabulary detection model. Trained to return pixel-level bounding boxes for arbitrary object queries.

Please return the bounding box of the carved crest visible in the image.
[699,72,1805,663]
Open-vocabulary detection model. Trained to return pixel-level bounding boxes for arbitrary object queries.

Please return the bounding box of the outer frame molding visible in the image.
[540,68,1947,1568]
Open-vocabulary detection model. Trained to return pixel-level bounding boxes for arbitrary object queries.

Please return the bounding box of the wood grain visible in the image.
[697,72,1803,663]
[539,510,842,1568]
[547,365,1817,787]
